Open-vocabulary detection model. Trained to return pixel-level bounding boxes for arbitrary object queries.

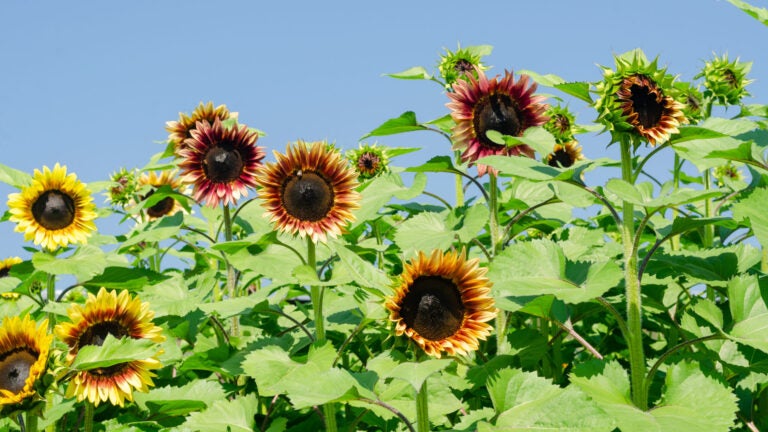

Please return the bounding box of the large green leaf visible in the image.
[133,380,225,417]
[119,211,184,250]
[354,171,427,224]
[333,243,392,294]
[362,111,428,139]
[70,335,160,371]
[728,0,768,25]
[728,275,768,353]
[554,81,593,104]
[605,179,724,209]
[673,117,759,170]
[646,243,761,287]
[732,187,768,249]
[384,66,432,80]
[82,266,169,290]
[0,162,32,188]
[386,359,451,392]
[32,245,108,281]
[393,211,456,258]
[183,395,258,432]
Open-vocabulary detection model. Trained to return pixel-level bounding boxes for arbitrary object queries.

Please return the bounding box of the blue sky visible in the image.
[1,0,766,259]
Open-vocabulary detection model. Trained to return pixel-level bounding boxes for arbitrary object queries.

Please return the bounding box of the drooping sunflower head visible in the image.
[178,118,265,208]
[595,49,687,146]
[107,167,139,208]
[696,53,752,106]
[0,315,52,407]
[256,140,361,243]
[55,288,165,407]
[672,81,704,124]
[385,249,497,358]
[447,68,549,176]
[7,163,97,251]
[165,102,237,152]
[346,143,390,180]
[543,105,577,143]
[438,44,490,89]
[137,170,187,220]
[546,141,585,168]
[0,257,23,279]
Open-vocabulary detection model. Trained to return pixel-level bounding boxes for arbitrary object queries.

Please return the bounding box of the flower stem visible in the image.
[487,172,508,355]
[620,139,647,410]
[454,151,464,207]
[703,169,716,300]
[416,380,430,432]
[84,401,94,432]
[45,271,56,330]
[222,204,239,336]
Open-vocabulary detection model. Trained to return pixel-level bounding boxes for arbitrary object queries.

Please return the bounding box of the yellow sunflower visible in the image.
[256,140,361,242]
[0,257,22,279]
[546,141,585,168]
[166,101,237,152]
[137,170,187,220]
[7,163,97,251]
[0,315,52,406]
[55,288,165,407]
[385,249,497,358]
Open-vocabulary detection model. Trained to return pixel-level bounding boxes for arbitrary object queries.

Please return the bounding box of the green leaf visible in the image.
[184,395,258,432]
[486,127,556,156]
[134,380,226,416]
[554,81,593,104]
[384,66,432,80]
[362,111,428,139]
[198,290,271,319]
[732,187,768,248]
[333,243,392,294]
[727,0,768,26]
[119,211,184,251]
[670,126,728,144]
[386,359,451,392]
[354,171,427,224]
[516,70,565,87]
[82,266,169,290]
[0,163,32,188]
[647,244,761,287]
[394,211,456,258]
[405,155,460,174]
[653,216,737,239]
[32,245,108,281]
[728,275,768,353]
[70,335,159,371]
[673,117,759,170]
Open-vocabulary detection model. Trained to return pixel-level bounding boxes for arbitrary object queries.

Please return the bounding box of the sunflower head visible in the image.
[0,315,52,409]
[166,102,237,152]
[137,170,187,220]
[107,168,139,208]
[672,81,704,124]
[595,49,687,146]
[713,162,745,188]
[346,143,390,180]
[543,105,577,143]
[696,53,752,106]
[447,68,549,176]
[385,249,496,358]
[0,257,23,279]
[178,118,265,208]
[7,163,97,251]
[256,140,361,243]
[438,44,490,89]
[55,288,165,407]
[546,141,584,168]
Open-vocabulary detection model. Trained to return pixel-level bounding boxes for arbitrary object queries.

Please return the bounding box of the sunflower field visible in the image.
[2,3,768,432]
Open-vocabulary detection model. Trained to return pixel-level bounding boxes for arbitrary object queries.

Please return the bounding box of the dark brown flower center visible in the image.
[686,93,701,112]
[143,190,176,218]
[552,114,571,134]
[399,276,465,341]
[0,268,9,278]
[204,144,244,183]
[548,149,575,168]
[473,93,523,148]
[31,190,76,230]
[281,171,334,222]
[628,82,663,129]
[0,348,38,394]
[78,321,130,349]
[723,69,738,88]
[357,153,380,174]
[454,59,474,74]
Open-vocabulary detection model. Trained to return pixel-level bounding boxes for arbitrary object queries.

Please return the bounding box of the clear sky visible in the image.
[1,0,766,259]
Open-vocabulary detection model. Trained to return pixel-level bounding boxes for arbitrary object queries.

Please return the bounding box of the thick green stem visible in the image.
[416,380,430,432]
[703,169,716,300]
[670,154,681,251]
[84,402,94,432]
[455,173,464,207]
[45,272,56,330]
[620,139,647,410]
[488,173,508,355]
[222,205,239,336]
[23,413,37,432]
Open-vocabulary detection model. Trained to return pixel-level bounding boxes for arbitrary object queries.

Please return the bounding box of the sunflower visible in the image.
[447,68,549,176]
[0,315,52,406]
[595,50,686,146]
[696,54,752,106]
[177,118,265,207]
[438,44,490,89]
[346,143,390,180]
[546,141,584,168]
[256,140,360,243]
[137,170,187,220]
[385,249,497,358]
[166,102,237,152]
[0,257,22,279]
[55,288,165,407]
[543,105,577,143]
[7,163,97,251]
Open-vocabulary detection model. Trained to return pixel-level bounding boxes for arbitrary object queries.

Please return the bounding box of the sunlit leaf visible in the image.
[384,66,433,80]
[184,395,258,432]
[732,187,768,248]
[0,162,32,188]
[362,111,428,139]
[728,275,768,353]
[70,335,159,371]
[32,245,108,282]
[386,359,451,392]
[727,0,768,25]
[134,380,226,416]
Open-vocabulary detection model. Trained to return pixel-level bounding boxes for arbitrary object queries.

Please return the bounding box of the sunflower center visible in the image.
[474,93,523,148]
[629,83,663,129]
[400,276,465,341]
[553,114,571,134]
[144,190,176,218]
[548,149,574,168]
[0,268,9,278]
[358,153,380,173]
[204,144,244,183]
[281,171,334,222]
[454,59,474,74]
[0,348,38,394]
[31,190,76,231]
[78,321,130,349]
[723,69,738,88]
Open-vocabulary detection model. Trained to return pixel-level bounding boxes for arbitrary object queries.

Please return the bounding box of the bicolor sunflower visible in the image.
[7,163,97,251]
[166,102,237,152]
[385,249,497,358]
[595,50,687,146]
[137,170,187,220]
[0,257,22,278]
[696,53,752,106]
[256,140,360,243]
[546,141,584,168]
[55,288,165,407]
[447,68,549,176]
[0,315,52,407]
[346,143,390,180]
[177,118,265,207]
